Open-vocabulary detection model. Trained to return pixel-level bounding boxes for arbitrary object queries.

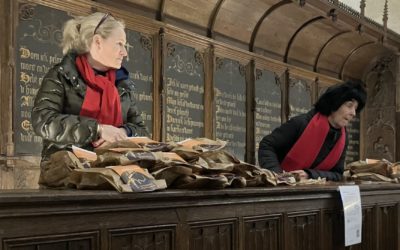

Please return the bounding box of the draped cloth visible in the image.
[75,55,122,126]
[281,113,345,171]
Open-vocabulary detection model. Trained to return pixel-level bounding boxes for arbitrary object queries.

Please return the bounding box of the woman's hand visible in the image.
[93,124,127,147]
[290,170,309,181]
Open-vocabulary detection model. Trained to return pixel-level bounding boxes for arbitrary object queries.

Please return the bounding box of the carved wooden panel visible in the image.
[109,225,175,250]
[365,107,396,162]
[3,231,99,250]
[350,206,374,250]
[377,205,397,250]
[322,210,344,250]
[286,212,318,250]
[364,56,396,161]
[365,56,396,108]
[189,219,237,250]
[0,187,399,250]
[243,214,282,250]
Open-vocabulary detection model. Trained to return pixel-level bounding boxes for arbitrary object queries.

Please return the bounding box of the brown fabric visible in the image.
[152,165,193,186]
[69,165,167,192]
[41,137,326,192]
[110,165,167,192]
[69,168,127,191]
[346,160,400,182]
[389,162,400,178]
[39,151,85,188]
[351,172,396,182]
[173,174,229,189]
[171,146,201,163]
[94,140,142,155]
[177,138,227,152]
[349,161,390,176]
[127,137,173,151]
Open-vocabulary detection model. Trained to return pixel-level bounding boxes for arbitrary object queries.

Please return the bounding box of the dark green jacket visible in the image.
[32,53,148,162]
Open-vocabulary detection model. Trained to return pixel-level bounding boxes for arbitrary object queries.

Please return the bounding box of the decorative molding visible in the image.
[239,64,246,77]
[360,0,366,17]
[293,0,306,7]
[255,69,262,80]
[215,57,224,71]
[274,72,282,88]
[19,4,35,21]
[139,35,152,51]
[194,51,203,65]
[371,55,394,73]
[327,9,337,22]
[366,110,395,135]
[166,42,175,57]
[207,0,225,38]
[356,24,364,34]
[109,225,175,250]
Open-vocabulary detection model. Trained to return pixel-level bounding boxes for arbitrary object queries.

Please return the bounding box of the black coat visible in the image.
[258,110,347,181]
[32,53,148,162]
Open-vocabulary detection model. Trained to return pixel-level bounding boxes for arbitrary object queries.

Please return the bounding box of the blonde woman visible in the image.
[32,12,148,187]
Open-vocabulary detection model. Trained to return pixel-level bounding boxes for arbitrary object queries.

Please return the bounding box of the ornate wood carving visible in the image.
[166,42,176,57]
[255,69,262,80]
[19,4,34,20]
[109,225,175,250]
[215,57,224,71]
[0,186,399,249]
[351,207,374,250]
[322,211,344,250]
[244,215,282,250]
[287,213,318,250]
[189,219,236,250]
[3,231,99,249]
[139,34,152,51]
[377,205,397,249]
[239,64,246,77]
[365,56,396,160]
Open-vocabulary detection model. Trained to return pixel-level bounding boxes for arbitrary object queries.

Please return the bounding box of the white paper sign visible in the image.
[339,185,362,246]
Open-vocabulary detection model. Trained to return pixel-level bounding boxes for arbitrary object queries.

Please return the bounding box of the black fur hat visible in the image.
[314,80,367,116]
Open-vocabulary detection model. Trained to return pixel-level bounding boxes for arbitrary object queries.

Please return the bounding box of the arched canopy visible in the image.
[112,0,400,79]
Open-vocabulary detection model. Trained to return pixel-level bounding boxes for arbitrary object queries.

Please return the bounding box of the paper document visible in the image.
[339,185,362,246]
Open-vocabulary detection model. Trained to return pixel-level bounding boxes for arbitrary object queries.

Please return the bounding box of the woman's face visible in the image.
[91,27,127,69]
[328,100,358,128]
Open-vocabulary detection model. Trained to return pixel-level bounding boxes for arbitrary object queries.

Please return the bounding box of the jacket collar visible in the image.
[57,52,80,82]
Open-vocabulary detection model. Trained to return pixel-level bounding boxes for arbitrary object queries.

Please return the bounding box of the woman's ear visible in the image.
[92,34,102,49]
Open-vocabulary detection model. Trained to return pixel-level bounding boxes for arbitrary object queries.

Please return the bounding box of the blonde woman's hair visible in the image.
[61,12,125,55]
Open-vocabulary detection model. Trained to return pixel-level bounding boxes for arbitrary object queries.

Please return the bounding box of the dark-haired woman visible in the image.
[258,81,367,181]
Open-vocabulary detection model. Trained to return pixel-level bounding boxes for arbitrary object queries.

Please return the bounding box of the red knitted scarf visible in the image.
[75,55,123,127]
[281,113,345,171]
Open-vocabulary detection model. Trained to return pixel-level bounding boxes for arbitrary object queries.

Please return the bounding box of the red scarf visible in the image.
[75,55,123,127]
[281,113,345,171]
